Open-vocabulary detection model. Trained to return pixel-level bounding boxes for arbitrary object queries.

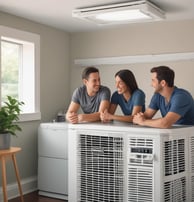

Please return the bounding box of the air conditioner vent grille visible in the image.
[190,136,194,173]
[190,136,194,202]
[129,138,153,147]
[164,139,185,176]
[191,176,194,201]
[77,134,124,202]
[128,138,153,201]
[164,177,186,202]
[128,167,153,201]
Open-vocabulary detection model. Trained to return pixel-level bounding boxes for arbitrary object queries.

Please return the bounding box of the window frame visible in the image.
[0,25,41,121]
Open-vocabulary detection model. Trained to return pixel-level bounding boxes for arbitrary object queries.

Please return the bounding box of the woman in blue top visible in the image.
[100,69,145,123]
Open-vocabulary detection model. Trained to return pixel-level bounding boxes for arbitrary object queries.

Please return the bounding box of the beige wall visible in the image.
[0,11,70,185]
[70,20,194,114]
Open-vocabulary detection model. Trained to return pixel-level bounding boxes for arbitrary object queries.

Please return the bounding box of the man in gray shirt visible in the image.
[66,66,111,124]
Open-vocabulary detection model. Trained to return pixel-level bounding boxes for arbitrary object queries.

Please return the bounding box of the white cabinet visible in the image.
[38,158,68,195]
[38,122,68,200]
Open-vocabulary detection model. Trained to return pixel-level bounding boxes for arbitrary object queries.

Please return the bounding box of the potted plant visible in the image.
[0,96,24,149]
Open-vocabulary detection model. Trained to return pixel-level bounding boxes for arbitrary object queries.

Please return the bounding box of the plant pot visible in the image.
[0,133,11,150]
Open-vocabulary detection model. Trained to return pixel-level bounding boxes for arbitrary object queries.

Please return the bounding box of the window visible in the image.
[1,40,20,102]
[0,26,40,121]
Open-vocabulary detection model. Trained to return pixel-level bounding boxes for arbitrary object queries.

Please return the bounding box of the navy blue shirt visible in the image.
[111,89,145,115]
[149,87,194,125]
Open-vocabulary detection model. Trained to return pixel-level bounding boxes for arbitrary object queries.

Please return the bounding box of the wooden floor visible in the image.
[8,191,68,202]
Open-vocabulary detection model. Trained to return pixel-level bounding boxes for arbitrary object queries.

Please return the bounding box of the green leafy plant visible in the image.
[0,96,24,136]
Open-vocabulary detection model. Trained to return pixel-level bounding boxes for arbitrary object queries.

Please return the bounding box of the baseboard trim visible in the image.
[39,190,68,200]
[0,176,38,200]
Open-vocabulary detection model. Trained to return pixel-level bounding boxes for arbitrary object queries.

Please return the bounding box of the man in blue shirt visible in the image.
[133,66,194,128]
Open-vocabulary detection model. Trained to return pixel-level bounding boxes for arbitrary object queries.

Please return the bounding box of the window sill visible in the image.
[19,112,41,122]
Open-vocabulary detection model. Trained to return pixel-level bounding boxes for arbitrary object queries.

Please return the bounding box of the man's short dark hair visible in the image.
[82,67,99,80]
[151,66,174,87]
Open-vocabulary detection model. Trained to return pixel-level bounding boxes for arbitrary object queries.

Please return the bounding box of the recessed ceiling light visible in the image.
[72,0,165,25]
[95,9,152,22]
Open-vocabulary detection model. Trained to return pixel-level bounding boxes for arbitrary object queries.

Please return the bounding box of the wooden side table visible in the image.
[0,147,24,202]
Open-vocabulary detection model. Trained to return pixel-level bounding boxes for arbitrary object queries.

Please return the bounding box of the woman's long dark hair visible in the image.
[115,69,138,94]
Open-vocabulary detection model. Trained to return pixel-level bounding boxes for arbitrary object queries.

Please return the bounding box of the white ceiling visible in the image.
[0,0,194,33]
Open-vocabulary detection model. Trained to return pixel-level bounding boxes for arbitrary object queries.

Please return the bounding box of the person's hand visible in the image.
[100,109,112,123]
[67,112,78,124]
[133,112,145,125]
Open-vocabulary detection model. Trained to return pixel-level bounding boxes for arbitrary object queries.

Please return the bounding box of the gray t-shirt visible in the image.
[72,85,111,114]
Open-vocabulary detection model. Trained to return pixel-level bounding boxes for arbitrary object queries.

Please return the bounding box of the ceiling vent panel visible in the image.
[72,0,165,25]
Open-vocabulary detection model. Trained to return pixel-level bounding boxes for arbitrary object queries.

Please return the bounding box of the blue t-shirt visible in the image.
[72,85,111,114]
[149,87,194,125]
[111,89,145,115]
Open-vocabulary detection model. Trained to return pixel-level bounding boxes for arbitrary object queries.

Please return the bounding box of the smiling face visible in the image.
[151,72,163,93]
[84,72,101,96]
[115,75,129,95]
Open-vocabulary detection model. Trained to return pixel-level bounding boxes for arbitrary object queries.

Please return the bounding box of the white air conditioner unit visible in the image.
[72,0,165,25]
[68,122,194,202]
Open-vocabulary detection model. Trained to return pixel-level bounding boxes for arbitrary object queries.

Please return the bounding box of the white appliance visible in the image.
[68,122,194,202]
[38,122,68,200]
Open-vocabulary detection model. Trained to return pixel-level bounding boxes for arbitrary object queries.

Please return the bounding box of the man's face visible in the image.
[85,72,100,94]
[151,72,163,93]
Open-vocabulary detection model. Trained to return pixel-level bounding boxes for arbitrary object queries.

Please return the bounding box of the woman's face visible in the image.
[115,75,128,94]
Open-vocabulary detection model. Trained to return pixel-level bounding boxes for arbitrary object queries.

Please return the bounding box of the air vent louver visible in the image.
[164,139,185,176]
[78,134,124,202]
[164,177,186,202]
[128,138,153,201]
[128,168,153,201]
